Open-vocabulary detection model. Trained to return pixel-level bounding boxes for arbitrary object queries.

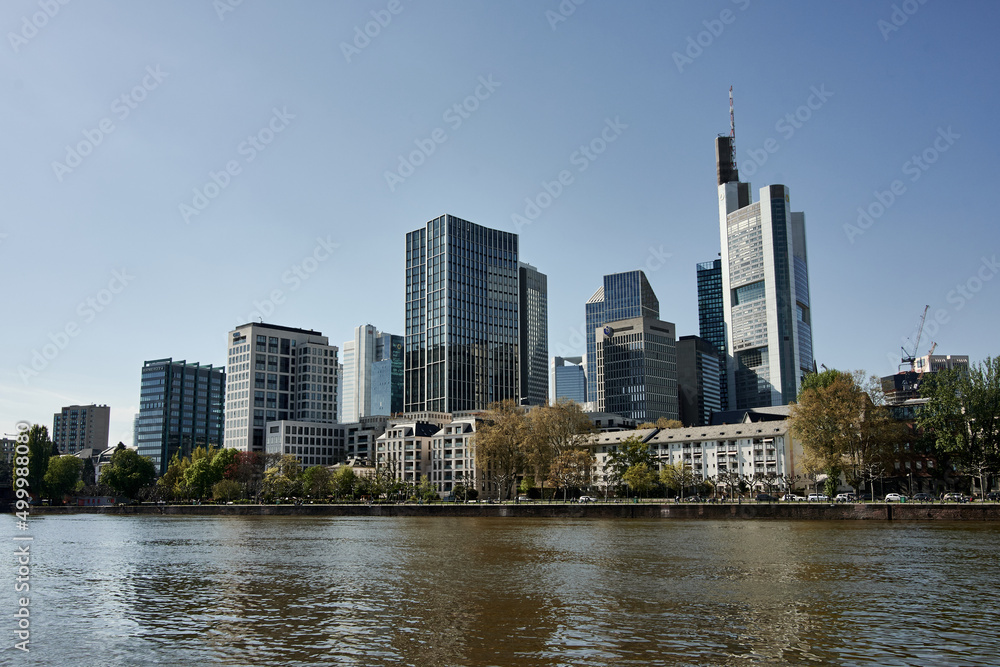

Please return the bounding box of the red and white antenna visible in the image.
[729,85,737,172]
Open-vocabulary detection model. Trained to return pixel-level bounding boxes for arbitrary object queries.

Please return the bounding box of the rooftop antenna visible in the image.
[729,85,737,173]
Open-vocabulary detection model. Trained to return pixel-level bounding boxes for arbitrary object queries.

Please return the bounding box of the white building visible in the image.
[341,324,402,422]
[265,420,339,467]
[225,323,339,453]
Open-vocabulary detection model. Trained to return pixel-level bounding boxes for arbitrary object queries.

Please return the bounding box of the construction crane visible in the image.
[928,342,937,356]
[900,305,930,370]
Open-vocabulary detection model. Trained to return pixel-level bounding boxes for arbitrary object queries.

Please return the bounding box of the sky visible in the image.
[2,0,998,447]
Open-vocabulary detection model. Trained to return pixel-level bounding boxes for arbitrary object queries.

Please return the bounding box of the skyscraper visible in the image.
[552,356,586,404]
[224,323,338,453]
[676,335,723,427]
[404,214,521,414]
[697,258,727,410]
[594,316,678,422]
[52,404,111,455]
[585,270,659,403]
[716,133,814,408]
[136,360,225,475]
[343,324,403,421]
[518,262,548,406]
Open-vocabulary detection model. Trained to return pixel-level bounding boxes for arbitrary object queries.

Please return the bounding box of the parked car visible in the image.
[781,494,805,502]
[516,495,532,502]
[834,493,856,503]
[858,492,873,501]
[576,495,597,503]
[942,493,969,503]
[807,493,830,501]
[683,495,706,503]
[912,493,934,502]
[986,491,1000,501]
[885,493,906,502]
[754,493,778,502]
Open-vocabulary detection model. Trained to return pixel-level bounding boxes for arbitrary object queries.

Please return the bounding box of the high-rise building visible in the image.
[519,262,548,406]
[136,360,225,475]
[52,404,110,455]
[677,335,723,427]
[342,325,404,421]
[404,214,521,414]
[552,356,587,404]
[716,133,814,408]
[594,316,678,422]
[224,323,338,453]
[585,270,659,403]
[697,258,727,410]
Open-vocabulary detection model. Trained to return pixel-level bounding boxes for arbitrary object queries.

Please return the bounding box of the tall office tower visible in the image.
[224,323,338,453]
[552,356,587,404]
[697,258,728,410]
[585,270,659,403]
[716,134,814,408]
[342,325,404,421]
[132,413,140,448]
[52,404,111,455]
[518,262,548,406]
[136,360,225,475]
[404,214,520,413]
[594,316,678,422]
[676,335,723,427]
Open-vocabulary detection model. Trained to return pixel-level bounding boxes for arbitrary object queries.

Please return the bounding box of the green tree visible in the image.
[331,466,358,500]
[212,478,244,502]
[16,425,54,498]
[655,417,684,429]
[101,447,156,498]
[414,475,438,501]
[43,455,83,502]
[301,465,332,499]
[623,463,656,499]
[525,400,595,501]
[475,400,528,500]
[211,448,238,479]
[918,357,1000,497]
[603,436,654,497]
[660,461,697,498]
[547,449,594,500]
[262,454,302,500]
[157,453,189,500]
[184,457,221,499]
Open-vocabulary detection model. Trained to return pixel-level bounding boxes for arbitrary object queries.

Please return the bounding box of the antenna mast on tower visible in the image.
[729,86,737,172]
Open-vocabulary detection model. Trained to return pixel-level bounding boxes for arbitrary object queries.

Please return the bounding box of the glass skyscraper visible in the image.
[136,358,225,475]
[404,214,521,414]
[585,270,659,403]
[697,258,727,410]
[552,356,586,404]
[519,262,548,406]
[343,325,404,421]
[595,316,678,422]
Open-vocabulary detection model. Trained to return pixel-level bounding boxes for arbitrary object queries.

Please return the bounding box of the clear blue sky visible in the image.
[3,0,997,446]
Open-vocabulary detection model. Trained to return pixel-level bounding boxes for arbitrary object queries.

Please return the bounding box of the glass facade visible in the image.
[137,359,225,475]
[697,259,727,411]
[585,270,659,403]
[553,356,586,404]
[405,215,520,413]
[371,333,404,416]
[519,262,548,406]
[595,318,677,422]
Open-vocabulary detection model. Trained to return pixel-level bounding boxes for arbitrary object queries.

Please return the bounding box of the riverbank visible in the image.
[28,501,1000,520]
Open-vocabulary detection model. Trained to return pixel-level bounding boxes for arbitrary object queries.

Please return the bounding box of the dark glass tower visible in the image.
[136,358,225,475]
[585,270,659,403]
[404,214,520,413]
[518,262,548,406]
[697,258,727,410]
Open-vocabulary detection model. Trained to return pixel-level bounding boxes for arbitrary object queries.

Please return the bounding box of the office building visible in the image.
[52,404,111,455]
[697,258,728,410]
[677,335,723,427]
[136,360,225,475]
[594,316,678,423]
[716,134,814,408]
[519,262,548,406]
[585,270,659,404]
[342,325,403,421]
[404,214,521,414]
[224,323,338,453]
[552,356,587,404]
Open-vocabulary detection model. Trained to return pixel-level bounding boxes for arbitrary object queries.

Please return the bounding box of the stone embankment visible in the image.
[30,502,1000,520]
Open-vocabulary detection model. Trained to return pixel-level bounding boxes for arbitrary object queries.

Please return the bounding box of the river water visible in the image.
[3,515,998,666]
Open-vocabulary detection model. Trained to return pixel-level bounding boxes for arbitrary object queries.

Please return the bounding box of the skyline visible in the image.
[3,1,998,446]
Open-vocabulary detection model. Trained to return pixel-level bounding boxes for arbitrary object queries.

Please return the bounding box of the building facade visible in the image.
[518,262,549,406]
[677,335,723,427]
[552,356,587,404]
[52,404,111,455]
[404,214,521,414]
[265,420,339,468]
[342,325,404,421]
[136,359,225,475]
[585,270,659,404]
[716,135,814,409]
[697,258,728,410]
[594,316,678,423]
[224,323,338,453]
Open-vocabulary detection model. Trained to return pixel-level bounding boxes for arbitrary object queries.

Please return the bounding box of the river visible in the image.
[3,515,998,666]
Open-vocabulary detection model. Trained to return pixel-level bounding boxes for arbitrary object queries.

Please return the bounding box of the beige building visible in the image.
[52,404,111,455]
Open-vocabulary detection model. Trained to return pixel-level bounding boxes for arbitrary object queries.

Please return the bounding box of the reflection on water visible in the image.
[4,516,998,666]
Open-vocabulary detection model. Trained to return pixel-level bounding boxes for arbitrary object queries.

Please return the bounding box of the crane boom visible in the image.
[900,305,930,370]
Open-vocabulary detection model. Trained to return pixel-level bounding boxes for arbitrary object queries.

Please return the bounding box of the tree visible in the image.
[212,479,243,502]
[475,400,528,500]
[655,417,684,429]
[331,466,358,500]
[43,455,83,502]
[918,357,1000,498]
[660,461,697,498]
[525,400,595,500]
[17,425,53,498]
[100,447,156,498]
[184,455,222,499]
[226,451,264,500]
[547,449,594,500]
[301,465,332,499]
[414,475,438,501]
[158,453,190,500]
[623,464,657,499]
[603,436,655,498]
[262,455,301,500]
